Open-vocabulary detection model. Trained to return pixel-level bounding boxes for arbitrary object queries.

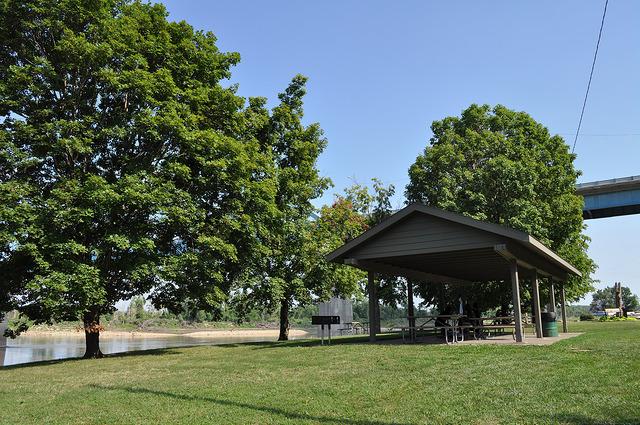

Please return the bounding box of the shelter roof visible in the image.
[326,203,581,282]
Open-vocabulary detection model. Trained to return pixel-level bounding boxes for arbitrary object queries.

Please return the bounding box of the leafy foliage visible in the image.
[406,104,596,308]
[344,178,397,227]
[590,285,639,311]
[580,313,595,321]
[599,315,637,322]
[127,296,146,321]
[230,76,338,340]
[0,0,272,355]
[310,198,370,298]
[342,179,407,308]
[3,312,32,338]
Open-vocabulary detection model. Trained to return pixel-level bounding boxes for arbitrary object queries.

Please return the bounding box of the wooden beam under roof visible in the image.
[344,258,471,284]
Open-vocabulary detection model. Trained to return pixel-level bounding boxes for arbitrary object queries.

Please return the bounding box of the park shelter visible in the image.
[325,203,582,343]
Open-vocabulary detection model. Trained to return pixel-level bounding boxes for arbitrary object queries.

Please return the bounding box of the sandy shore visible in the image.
[182,329,310,338]
[24,330,176,338]
[24,328,311,339]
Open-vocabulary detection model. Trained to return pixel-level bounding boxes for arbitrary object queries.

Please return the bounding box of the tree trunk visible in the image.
[83,310,104,359]
[278,298,290,341]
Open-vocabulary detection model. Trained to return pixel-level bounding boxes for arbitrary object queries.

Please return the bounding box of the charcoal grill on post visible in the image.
[312,315,340,345]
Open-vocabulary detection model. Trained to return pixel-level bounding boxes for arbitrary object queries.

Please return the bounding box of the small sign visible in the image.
[312,315,340,325]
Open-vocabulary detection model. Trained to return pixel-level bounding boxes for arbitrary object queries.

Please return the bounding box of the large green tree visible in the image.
[0,0,271,357]
[232,76,368,341]
[406,104,596,308]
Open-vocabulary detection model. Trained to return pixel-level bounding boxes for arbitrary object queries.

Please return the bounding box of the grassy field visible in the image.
[1,321,638,425]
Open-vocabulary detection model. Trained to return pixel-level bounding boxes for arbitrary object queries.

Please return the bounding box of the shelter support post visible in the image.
[368,271,377,342]
[549,281,556,313]
[510,261,524,342]
[531,270,543,338]
[407,280,416,343]
[560,284,568,333]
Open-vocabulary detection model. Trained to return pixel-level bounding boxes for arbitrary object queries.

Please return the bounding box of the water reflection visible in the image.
[1,332,308,367]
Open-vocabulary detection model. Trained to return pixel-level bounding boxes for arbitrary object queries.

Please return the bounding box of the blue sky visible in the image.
[160,0,640,303]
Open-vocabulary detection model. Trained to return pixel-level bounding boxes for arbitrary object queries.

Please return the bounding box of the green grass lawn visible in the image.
[1,321,638,425]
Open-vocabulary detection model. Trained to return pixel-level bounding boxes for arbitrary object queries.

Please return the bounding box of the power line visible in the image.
[561,133,640,137]
[572,0,609,154]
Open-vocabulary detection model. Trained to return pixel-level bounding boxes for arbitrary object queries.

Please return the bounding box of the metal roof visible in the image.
[326,203,581,282]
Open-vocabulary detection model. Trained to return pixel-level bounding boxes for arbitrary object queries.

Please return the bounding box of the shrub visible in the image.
[599,315,637,322]
[580,313,594,321]
[4,313,33,338]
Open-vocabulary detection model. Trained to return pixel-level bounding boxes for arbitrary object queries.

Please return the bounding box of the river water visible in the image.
[0,331,308,367]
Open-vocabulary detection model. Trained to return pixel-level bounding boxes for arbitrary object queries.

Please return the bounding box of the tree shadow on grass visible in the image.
[89,384,416,425]
[1,357,85,370]
[1,347,181,370]
[103,347,184,361]
[215,333,407,351]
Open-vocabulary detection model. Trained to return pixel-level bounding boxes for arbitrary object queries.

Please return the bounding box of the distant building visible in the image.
[0,315,7,336]
[316,297,353,337]
[604,308,622,317]
[0,314,8,367]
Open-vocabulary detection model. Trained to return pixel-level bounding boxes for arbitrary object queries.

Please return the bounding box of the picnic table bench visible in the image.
[396,315,522,343]
[397,315,466,344]
[469,316,517,340]
[337,321,368,336]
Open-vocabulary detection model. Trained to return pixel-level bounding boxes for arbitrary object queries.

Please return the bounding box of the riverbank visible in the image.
[23,328,312,339]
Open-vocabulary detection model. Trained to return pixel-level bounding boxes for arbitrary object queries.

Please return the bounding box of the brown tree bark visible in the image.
[83,309,104,359]
[278,298,290,341]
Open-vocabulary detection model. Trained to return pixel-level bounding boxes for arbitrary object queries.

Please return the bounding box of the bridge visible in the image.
[577,175,640,219]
